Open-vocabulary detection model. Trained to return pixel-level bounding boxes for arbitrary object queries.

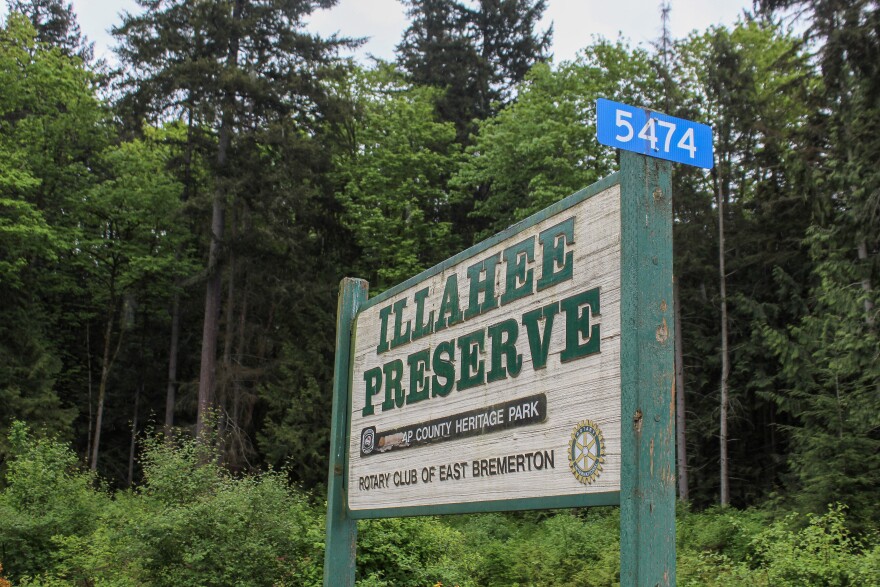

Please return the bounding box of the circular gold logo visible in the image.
[569,420,605,485]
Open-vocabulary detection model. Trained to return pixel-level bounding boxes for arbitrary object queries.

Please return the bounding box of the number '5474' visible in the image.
[596,98,714,169]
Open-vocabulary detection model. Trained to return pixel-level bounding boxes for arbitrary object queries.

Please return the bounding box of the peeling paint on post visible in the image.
[619,151,676,585]
[324,278,368,587]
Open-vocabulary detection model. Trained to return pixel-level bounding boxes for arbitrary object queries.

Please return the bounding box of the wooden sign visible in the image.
[347,181,622,515]
[324,152,676,586]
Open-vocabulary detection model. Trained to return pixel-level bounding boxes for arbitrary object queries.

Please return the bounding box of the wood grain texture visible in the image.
[324,278,367,587]
[619,151,676,586]
[348,185,622,512]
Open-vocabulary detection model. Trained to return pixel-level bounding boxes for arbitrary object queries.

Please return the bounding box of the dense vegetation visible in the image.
[1,425,877,585]
[1,0,878,584]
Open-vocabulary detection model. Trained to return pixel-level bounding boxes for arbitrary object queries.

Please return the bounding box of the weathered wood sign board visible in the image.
[325,151,676,586]
[347,181,622,515]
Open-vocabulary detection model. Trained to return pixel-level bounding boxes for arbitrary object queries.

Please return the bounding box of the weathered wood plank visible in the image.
[348,185,623,513]
[323,278,368,587]
[619,151,676,586]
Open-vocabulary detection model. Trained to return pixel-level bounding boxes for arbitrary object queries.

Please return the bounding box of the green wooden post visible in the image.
[324,277,368,587]
[619,151,676,586]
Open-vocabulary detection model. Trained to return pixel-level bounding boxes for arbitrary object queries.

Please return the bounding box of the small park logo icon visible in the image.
[569,420,605,485]
[361,427,376,455]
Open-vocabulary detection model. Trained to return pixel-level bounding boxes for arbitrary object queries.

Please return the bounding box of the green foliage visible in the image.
[334,66,462,291]
[678,505,880,586]
[748,505,879,585]
[76,134,191,310]
[677,504,768,568]
[763,228,880,526]
[0,4,879,585]
[0,12,104,455]
[0,428,324,586]
[0,422,106,579]
[445,510,620,586]
[668,19,819,506]
[5,0,93,61]
[84,436,325,586]
[397,0,551,141]
[1,425,879,585]
[453,39,659,240]
[357,517,479,587]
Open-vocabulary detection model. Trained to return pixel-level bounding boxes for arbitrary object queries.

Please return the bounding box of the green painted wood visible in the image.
[349,491,620,519]
[619,151,676,586]
[324,278,369,587]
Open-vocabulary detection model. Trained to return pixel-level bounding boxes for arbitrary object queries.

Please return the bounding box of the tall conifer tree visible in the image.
[397,0,551,142]
[113,0,351,439]
[5,0,93,59]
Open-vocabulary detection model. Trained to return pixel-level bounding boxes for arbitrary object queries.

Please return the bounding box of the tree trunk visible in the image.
[196,0,242,440]
[674,277,689,501]
[218,211,237,462]
[127,383,140,488]
[196,171,226,439]
[86,322,93,463]
[717,183,730,507]
[90,302,124,472]
[233,273,249,429]
[164,293,180,436]
[166,103,194,438]
[858,241,874,326]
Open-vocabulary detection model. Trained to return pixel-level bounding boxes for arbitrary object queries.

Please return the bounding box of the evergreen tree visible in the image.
[671,21,817,507]
[4,0,93,60]
[758,0,880,522]
[397,0,551,142]
[113,0,353,441]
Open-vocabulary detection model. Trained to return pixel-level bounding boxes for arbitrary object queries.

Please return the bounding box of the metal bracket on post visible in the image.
[619,151,676,586]
[324,278,368,587]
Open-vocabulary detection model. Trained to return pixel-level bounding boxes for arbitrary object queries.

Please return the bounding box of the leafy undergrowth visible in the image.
[1,424,877,586]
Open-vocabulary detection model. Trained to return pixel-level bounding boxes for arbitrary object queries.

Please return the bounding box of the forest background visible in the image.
[0,0,878,585]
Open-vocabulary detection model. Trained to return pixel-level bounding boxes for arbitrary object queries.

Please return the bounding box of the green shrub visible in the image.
[747,504,879,586]
[677,503,880,586]
[4,422,877,586]
[51,435,325,587]
[356,516,479,587]
[677,504,767,564]
[447,508,620,587]
[0,422,107,580]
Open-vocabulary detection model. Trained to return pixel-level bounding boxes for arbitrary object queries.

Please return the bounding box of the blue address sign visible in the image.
[597,98,714,169]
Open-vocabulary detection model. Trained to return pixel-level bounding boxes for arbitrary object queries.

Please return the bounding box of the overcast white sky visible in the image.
[7,0,756,64]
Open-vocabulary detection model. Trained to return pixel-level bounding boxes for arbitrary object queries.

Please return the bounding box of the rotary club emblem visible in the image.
[569,420,605,485]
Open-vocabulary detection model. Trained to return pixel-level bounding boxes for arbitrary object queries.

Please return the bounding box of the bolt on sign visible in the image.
[348,181,622,515]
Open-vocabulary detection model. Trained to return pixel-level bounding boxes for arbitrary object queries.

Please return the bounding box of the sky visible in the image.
[7,0,757,64]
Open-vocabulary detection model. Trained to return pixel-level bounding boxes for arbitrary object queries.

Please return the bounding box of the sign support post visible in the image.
[324,278,368,587]
[619,150,676,586]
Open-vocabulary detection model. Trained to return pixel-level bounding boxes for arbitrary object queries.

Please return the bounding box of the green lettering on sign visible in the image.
[486,319,522,382]
[522,302,559,369]
[406,349,430,404]
[431,340,455,397]
[465,253,500,320]
[501,237,535,305]
[537,217,574,291]
[412,287,434,340]
[456,329,486,391]
[561,287,600,362]
[382,360,404,410]
[434,274,463,332]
